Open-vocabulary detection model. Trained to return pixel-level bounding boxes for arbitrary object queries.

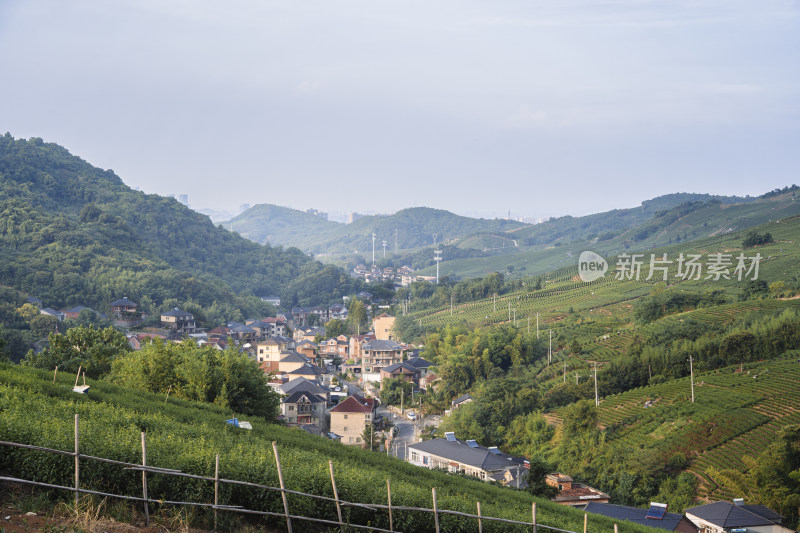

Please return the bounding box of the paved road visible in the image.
[391,418,415,460]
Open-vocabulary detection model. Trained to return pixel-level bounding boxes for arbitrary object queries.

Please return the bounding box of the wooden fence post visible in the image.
[584,513,588,533]
[53,366,58,384]
[614,524,618,533]
[329,461,344,533]
[432,487,440,533]
[387,479,393,532]
[141,432,149,526]
[74,414,79,508]
[272,441,293,533]
[532,502,537,533]
[477,501,483,533]
[214,454,219,531]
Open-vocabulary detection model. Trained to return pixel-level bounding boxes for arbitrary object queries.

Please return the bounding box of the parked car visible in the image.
[407,411,416,421]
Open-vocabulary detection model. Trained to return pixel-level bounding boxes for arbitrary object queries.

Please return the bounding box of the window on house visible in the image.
[343,414,348,419]
[288,406,294,411]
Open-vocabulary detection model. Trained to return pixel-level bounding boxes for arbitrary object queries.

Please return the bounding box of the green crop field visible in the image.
[0,363,664,533]
[547,354,800,504]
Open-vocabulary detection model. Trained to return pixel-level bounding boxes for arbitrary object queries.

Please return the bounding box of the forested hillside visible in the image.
[0,135,364,357]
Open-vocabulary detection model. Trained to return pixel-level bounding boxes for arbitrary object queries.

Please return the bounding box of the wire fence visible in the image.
[0,414,588,533]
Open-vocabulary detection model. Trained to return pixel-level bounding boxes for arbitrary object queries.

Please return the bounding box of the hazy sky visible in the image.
[1,1,798,220]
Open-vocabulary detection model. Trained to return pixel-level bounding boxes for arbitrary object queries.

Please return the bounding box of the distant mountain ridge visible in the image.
[223,204,525,253]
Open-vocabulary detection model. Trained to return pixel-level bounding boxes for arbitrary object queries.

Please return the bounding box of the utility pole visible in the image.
[493,293,497,313]
[371,233,376,266]
[400,387,404,414]
[594,361,599,406]
[395,228,398,254]
[513,308,516,326]
[563,361,567,383]
[434,249,442,284]
[450,292,454,315]
[690,354,695,403]
[548,330,552,365]
[527,317,530,335]
[576,372,579,385]
[536,312,539,340]
[382,240,387,258]
[432,233,437,246]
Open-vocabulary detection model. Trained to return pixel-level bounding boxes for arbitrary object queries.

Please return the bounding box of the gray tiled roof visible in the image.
[408,438,523,472]
[280,352,309,364]
[283,390,326,404]
[686,502,775,528]
[405,357,432,369]
[288,363,328,376]
[363,339,403,351]
[280,377,328,396]
[381,362,419,374]
[584,503,685,531]
[162,308,193,317]
[452,393,472,405]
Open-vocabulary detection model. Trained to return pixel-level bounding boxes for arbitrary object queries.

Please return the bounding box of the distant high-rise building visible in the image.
[306,208,328,220]
[239,203,251,213]
[348,212,364,223]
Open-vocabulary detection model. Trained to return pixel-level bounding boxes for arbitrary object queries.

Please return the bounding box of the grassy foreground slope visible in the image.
[0,364,657,533]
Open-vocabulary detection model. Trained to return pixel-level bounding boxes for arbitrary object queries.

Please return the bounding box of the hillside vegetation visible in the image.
[398,215,800,524]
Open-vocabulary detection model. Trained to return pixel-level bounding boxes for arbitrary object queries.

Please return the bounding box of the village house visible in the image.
[407,432,526,485]
[584,502,698,533]
[291,306,329,327]
[329,395,376,445]
[247,316,287,338]
[328,304,348,320]
[40,307,65,321]
[287,363,331,387]
[227,322,257,343]
[685,501,791,533]
[63,305,92,320]
[256,339,284,371]
[294,326,325,342]
[320,335,349,359]
[360,339,404,377]
[451,393,473,410]
[295,340,318,363]
[405,357,433,386]
[379,362,420,390]
[110,297,137,317]
[546,473,610,507]
[160,308,197,335]
[349,334,376,361]
[277,352,309,374]
[279,377,330,402]
[281,390,327,430]
[372,313,396,341]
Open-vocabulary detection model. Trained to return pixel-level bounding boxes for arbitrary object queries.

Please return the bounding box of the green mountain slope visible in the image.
[223,205,525,254]
[0,134,360,314]
[423,191,799,280]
